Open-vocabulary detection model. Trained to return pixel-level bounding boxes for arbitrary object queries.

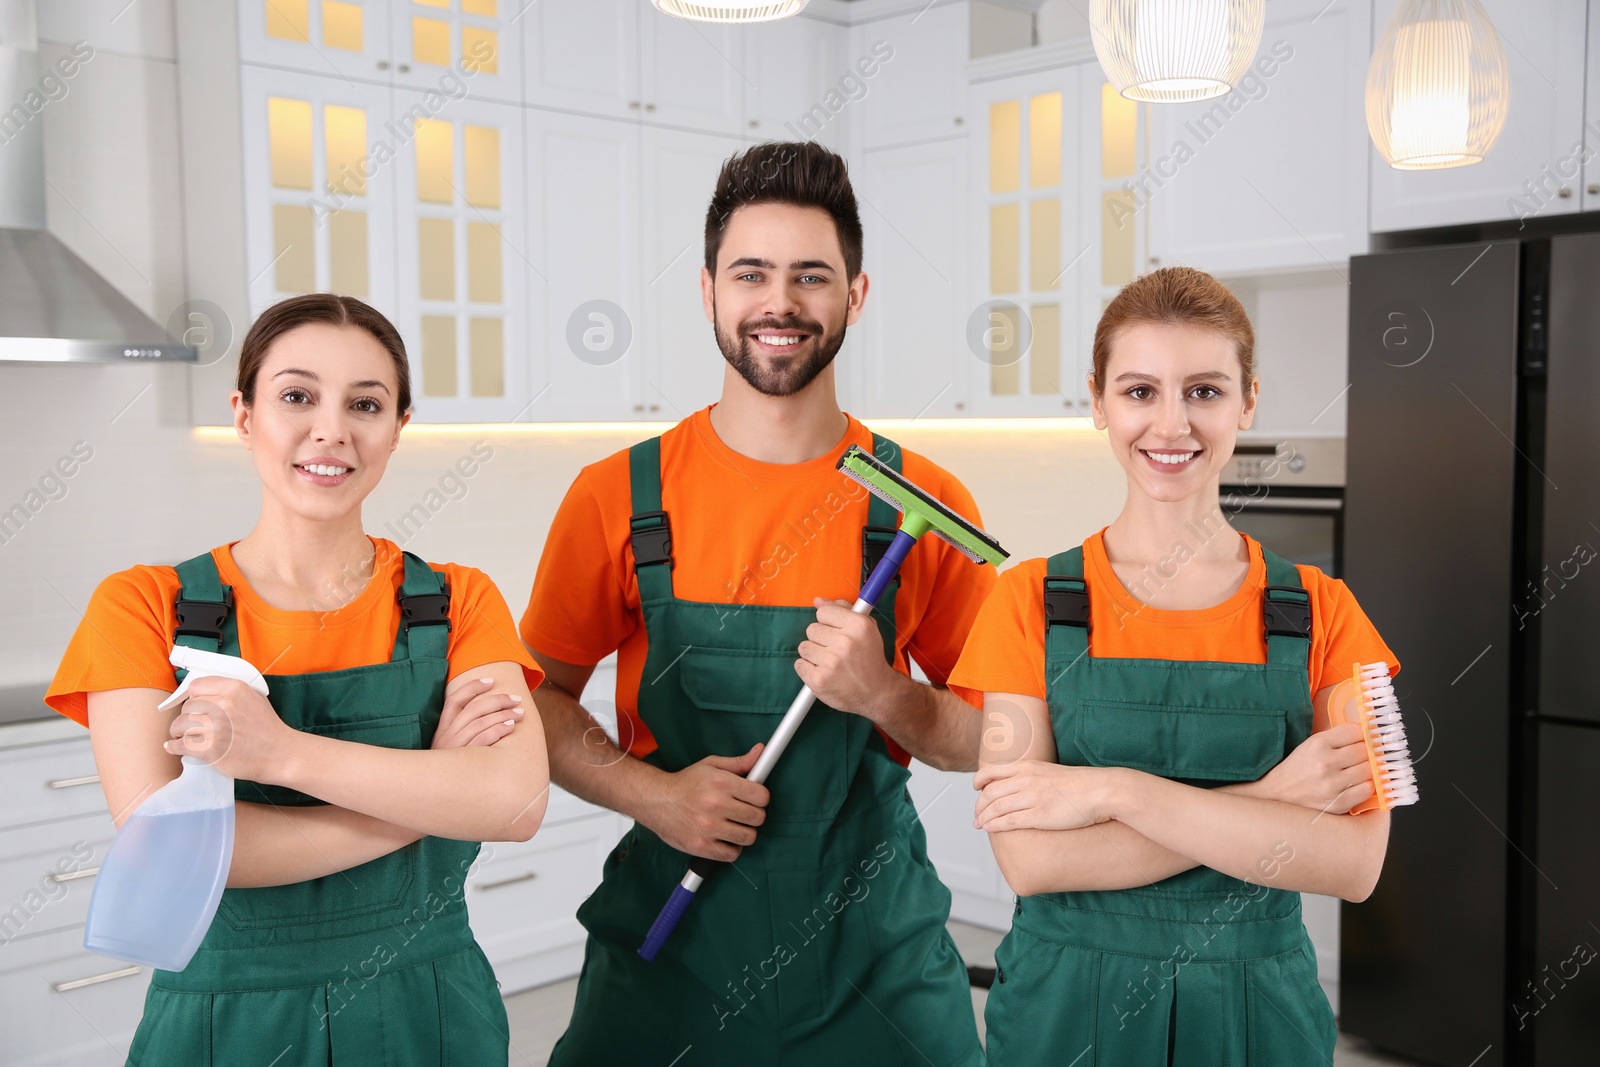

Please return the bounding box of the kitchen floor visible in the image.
[502,922,1431,1065]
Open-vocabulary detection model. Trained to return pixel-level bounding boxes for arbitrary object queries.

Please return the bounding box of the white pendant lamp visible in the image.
[1366,0,1508,169]
[1091,0,1265,102]
[650,0,807,22]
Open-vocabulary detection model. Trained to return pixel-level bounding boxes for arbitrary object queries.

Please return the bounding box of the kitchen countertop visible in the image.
[0,683,80,749]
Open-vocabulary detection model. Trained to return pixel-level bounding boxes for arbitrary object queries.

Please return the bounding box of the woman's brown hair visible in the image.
[1090,267,1255,396]
[235,294,412,414]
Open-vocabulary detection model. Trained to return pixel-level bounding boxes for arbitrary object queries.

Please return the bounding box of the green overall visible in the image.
[984,545,1335,1066]
[125,551,508,1067]
[547,436,983,1066]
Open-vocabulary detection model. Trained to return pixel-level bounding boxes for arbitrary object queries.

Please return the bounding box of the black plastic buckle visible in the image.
[399,584,452,632]
[1044,578,1090,628]
[175,588,232,642]
[1263,587,1312,640]
[630,511,673,569]
[861,526,901,586]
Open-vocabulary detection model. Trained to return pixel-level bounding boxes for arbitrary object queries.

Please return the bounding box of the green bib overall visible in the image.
[125,551,508,1067]
[983,545,1336,1067]
[547,436,984,1066]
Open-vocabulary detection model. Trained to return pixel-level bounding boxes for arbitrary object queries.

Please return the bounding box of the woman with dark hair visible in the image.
[951,267,1400,1063]
[47,294,548,1066]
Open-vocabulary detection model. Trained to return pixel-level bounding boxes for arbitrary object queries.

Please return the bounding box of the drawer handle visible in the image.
[53,965,141,992]
[48,774,100,790]
[475,871,537,892]
[48,866,100,884]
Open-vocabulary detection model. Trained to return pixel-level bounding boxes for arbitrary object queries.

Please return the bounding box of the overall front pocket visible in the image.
[1076,701,1286,783]
[677,648,853,824]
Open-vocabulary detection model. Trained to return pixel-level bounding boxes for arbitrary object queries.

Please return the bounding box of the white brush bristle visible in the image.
[1357,662,1419,807]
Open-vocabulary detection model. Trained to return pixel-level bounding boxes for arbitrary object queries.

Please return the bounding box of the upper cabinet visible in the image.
[743,14,849,149]
[1368,0,1592,232]
[853,1,971,149]
[1145,0,1371,273]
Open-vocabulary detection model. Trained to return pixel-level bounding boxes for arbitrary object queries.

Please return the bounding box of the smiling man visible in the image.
[520,142,991,1064]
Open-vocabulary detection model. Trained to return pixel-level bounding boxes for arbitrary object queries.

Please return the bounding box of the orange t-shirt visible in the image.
[519,406,997,764]
[46,537,542,727]
[949,529,1399,714]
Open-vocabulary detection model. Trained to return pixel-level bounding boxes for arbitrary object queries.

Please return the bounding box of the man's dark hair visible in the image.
[703,142,864,280]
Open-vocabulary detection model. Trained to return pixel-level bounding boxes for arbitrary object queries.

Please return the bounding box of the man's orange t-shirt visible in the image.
[949,529,1399,714]
[47,537,542,726]
[519,406,997,765]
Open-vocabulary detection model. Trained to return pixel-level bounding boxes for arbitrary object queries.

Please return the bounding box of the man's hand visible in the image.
[644,743,769,862]
[1255,723,1375,814]
[433,676,526,749]
[795,598,896,719]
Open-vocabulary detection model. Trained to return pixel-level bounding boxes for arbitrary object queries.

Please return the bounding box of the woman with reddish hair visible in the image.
[952,267,1399,1063]
[48,294,548,1066]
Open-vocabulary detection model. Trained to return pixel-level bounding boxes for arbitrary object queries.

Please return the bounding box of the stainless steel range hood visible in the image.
[0,1,194,363]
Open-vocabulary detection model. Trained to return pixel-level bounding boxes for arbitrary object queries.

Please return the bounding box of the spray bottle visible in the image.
[83,647,269,971]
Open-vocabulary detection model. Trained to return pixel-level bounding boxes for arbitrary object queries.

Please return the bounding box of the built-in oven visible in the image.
[1221,437,1344,578]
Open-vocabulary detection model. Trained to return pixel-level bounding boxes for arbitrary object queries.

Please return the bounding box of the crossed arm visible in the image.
[975,687,1390,902]
[87,661,548,889]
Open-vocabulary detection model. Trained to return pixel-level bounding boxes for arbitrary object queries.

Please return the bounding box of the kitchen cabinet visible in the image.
[1145,0,1370,273]
[1585,4,1600,214]
[1368,0,1590,233]
[852,0,971,150]
[850,137,972,419]
[742,14,850,149]
[236,0,521,104]
[0,727,147,1067]
[520,0,743,136]
[966,56,1104,417]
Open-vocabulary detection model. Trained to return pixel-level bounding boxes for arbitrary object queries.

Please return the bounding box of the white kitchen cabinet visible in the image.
[528,110,647,423]
[386,0,522,105]
[392,89,534,423]
[742,15,851,149]
[639,125,748,420]
[1146,0,1370,274]
[236,0,396,85]
[639,12,746,136]
[238,65,401,341]
[1585,4,1600,214]
[852,0,971,150]
[907,760,1012,932]
[850,137,973,419]
[1368,0,1590,232]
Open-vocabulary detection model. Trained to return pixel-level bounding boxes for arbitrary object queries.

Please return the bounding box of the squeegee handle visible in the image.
[638,526,922,962]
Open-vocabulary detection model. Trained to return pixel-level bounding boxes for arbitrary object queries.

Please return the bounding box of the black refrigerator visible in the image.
[1343,235,1600,1066]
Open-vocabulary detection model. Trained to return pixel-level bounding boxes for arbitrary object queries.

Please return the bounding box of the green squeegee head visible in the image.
[838,445,1008,566]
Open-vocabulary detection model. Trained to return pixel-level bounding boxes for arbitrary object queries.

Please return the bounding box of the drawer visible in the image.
[0,739,106,830]
[0,925,150,1066]
[467,814,624,971]
[0,815,114,944]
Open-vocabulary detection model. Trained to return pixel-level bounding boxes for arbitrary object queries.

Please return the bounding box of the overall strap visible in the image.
[1042,547,1090,673]
[628,437,674,603]
[861,434,904,588]
[394,551,451,663]
[1261,548,1312,670]
[173,552,237,658]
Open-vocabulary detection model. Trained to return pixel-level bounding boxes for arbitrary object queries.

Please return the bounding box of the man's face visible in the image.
[701,202,867,398]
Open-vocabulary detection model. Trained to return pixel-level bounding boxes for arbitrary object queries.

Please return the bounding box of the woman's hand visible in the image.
[163,676,296,783]
[1253,723,1374,814]
[432,676,525,749]
[974,760,1119,833]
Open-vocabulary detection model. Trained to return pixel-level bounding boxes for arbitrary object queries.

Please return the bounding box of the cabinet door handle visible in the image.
[475,871,537,891]
[1559,186,1572,198]
[644,103,656,112]
[48,866,99,884]
[53,965,141,993]
[47,774,100,790]
[1589,184,1600,195]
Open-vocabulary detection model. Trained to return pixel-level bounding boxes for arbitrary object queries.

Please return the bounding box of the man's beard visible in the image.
[714,306,847,398]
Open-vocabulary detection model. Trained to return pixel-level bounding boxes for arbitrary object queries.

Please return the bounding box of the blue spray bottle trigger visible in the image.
[82,648,269,972]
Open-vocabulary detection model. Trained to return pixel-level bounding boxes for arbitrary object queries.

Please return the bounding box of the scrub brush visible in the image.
[1327,661,1419,813]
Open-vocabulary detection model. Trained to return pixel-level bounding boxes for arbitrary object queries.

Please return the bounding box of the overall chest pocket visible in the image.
[1075,701,1286,784]
[677,648,853,825]
[218,712,423,936]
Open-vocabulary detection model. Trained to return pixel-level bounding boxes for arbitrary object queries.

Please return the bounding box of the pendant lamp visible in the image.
[1091,0,1265,102]
[650,0,807,22]
[1366,0,1508,169]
